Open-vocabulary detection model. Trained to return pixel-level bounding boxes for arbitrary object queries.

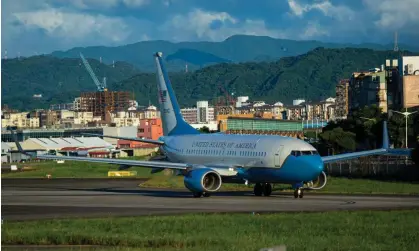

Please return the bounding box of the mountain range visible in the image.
[49,35,419,72]
[3,46,416,111]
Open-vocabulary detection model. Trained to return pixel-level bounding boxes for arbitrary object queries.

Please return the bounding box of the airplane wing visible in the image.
[320,121,410,164]
[81,133,165,145]
[321,148,388,164]
[37,154,189,170]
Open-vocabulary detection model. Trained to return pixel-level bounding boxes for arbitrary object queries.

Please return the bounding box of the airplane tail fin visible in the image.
[382,120,389,149]
[9,128,37,159]
[153,52,200,136]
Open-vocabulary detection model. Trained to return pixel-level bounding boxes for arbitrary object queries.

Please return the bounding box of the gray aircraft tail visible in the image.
[8,128,36,158]
[153,52,200,137]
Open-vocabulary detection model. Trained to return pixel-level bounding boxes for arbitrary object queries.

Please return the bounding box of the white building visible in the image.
[103,126,137,145]
[181,101,215,124]
[399,56,419,76]
[235,96,249,108]
[197,101,209,123]
[293,99,305,106]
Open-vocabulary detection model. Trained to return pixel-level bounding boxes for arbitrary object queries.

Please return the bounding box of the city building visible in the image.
[79,91,131,120]
[235,96,250,108]
[50,103,75,111]
[335,79,349,119]
[181,108,197,124]
[181,101,215,124]
[1,112,40,129]
[402,75,419,108]
[399,56,419,76]
[349,68,388,113]
[139,105,160,119]
[138,118,163,140]
[222,117,304,138]
[197,101,209,123]
[102,126,137,145]
[1,142,11,163]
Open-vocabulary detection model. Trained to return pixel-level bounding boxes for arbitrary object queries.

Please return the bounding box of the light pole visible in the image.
[390,108,418,148]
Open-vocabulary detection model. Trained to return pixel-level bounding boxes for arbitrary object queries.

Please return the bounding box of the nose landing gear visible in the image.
[253,183,272,196]
[292,182,304,199]
[293,188,304,198]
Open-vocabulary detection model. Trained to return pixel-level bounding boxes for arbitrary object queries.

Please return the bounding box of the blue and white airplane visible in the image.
[18,52,406,198]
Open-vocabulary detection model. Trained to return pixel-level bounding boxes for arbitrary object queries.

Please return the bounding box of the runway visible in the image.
[2,178,419,221]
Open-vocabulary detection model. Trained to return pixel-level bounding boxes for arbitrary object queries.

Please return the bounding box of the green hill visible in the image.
[49,35,419,72]
[2,47,417,111]
[112,47,417,107]
[1,55,140,111]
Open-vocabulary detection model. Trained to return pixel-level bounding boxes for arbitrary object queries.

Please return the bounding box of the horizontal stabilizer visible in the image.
[81,133,165,145]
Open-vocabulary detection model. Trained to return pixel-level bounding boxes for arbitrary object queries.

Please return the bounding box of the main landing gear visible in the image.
[192,192,211,198]
[253,183,272,196]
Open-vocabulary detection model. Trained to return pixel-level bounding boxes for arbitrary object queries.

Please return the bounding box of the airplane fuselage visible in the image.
[160,133,324,184]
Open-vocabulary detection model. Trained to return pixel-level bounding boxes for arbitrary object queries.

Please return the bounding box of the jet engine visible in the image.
[305,171,327,190]
[184,168,222,193]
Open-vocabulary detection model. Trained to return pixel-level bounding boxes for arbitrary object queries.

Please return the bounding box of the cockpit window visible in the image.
[291,150,319,156]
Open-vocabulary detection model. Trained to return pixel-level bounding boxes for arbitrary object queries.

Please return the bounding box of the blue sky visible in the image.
[2,0,419,57]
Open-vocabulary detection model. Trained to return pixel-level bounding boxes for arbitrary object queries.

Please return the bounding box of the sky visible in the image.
[1,0,419,57]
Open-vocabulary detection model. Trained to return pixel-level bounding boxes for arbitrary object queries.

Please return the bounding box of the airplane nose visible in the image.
[300,155,324,179]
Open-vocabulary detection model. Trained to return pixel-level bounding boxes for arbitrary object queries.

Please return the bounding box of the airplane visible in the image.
[13,52,411,199]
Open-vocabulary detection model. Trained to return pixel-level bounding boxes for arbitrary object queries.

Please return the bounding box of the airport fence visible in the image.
[324,155,418,180]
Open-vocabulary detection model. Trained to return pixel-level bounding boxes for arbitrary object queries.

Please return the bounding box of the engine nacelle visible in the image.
[184,168,222,193]
[305,171,327,190]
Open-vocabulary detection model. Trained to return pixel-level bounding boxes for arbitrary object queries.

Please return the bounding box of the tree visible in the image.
[199,126,210,133]
[319,127,356,154]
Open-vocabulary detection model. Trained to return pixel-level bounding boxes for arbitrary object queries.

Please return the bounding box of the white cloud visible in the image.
[14,9,131,42]
[363,0,419,30]
[287,0,354,21]
[162,9,287,41]
[300,21,329,39]
[164,9,237,41]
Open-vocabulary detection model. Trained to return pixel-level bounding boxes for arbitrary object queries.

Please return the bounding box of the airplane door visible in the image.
[274,145,283,167]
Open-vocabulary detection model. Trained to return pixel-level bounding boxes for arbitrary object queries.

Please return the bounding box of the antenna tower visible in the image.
[394,31,399,52]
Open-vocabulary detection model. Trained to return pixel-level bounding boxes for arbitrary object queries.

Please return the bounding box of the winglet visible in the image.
[382,120,389,149]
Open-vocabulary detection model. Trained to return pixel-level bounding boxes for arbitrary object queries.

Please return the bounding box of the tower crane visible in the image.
[79,52,107,92]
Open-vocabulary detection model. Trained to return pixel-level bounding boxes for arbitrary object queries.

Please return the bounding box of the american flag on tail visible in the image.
[159,90,167,103]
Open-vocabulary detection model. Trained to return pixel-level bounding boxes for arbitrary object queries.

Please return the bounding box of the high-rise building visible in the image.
[349,69,388,113]
[197,101,209,123]
[79,91,131,120]
[402,75,419,108]
[335,79,349,119]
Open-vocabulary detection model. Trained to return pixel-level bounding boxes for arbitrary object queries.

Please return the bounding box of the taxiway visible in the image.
[2,178,419,221]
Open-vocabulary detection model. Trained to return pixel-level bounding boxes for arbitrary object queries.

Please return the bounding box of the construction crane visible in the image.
[79,52,107,92]
[217,84,235,106]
